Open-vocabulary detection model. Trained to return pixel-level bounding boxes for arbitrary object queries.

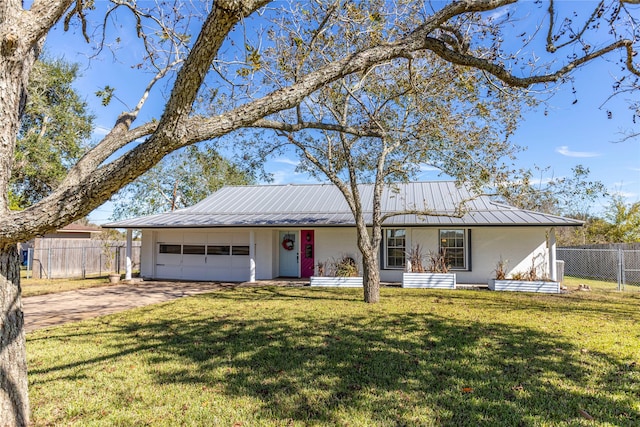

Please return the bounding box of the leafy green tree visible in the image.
[563,196,640,245]
[498,165,607,219]
[248,30,528,302]
[112,144,255,219]
[497,165,612,246]
[603,195,640,243]
[10,57,94,209]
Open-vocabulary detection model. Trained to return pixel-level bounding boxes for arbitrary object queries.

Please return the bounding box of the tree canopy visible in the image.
[244,23,533,301]
[112,144,255,220]
[602,195,640,243]
[9,56,94,209]
[1,1,640,423]
[498,165,608,219]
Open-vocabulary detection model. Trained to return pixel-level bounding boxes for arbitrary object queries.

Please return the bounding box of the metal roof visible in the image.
[104,182,584,229]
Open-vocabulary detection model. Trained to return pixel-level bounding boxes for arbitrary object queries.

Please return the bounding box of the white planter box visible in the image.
[310,276,363,287]
[402,273,456,289]
[489,279,560,294]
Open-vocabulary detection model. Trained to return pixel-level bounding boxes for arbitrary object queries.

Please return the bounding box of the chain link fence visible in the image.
[557,247,640,290]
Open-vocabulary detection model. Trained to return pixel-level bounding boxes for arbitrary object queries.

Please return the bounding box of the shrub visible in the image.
[493,258,508,280]
[317,256,360,277]
[333,256,359,277]
[427,250,450,274]
[406,244,426,273]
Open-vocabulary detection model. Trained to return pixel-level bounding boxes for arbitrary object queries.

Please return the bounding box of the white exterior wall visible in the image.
[271,230,279,278]
[255,229,273,280]
[139,226,551,283]
[140,230,156,279]
[381,226,549,284]
[468,227,549,283]
[314,228,360,275]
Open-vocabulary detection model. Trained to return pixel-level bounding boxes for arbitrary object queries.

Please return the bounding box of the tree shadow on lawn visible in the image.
[431,288,640,325]
[226,285,640,325]
[32,288,640,426]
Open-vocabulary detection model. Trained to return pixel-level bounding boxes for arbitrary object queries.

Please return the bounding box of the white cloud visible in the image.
[486,6,511,21]
[273,157,300,167]
[555,146,600,158]
[529,176,555,186]
[419,164,441,172]
[610,190,638,200]
[267,170,290,185]
[265,169,319,186]
[92,125,111,137]
[612,181,636,188]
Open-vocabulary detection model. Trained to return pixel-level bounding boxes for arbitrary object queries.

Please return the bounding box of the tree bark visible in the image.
[361,249,381,304]
[0,244,28,426]
[352,202,381,304]
[1,3,46,424]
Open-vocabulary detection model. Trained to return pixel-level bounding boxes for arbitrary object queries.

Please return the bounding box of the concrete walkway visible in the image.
[22,281,238,333]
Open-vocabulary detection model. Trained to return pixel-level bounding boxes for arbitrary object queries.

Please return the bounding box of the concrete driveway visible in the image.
[22,281,236,333]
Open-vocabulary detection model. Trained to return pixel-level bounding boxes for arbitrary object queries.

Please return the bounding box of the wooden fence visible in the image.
[28,238,142,279]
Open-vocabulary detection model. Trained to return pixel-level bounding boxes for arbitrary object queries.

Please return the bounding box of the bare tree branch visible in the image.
[425,36,639,87]
[251,118,383,137]
[546,0,605,53]
[22,0,74,47]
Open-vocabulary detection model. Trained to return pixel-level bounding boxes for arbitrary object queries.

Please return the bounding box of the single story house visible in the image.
[104,181,582,284]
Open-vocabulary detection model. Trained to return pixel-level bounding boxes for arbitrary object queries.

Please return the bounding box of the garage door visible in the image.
[155,231,250,281]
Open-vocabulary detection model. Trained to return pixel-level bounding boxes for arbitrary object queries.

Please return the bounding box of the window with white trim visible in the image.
[385,229,406,269]
[439,229,467,270]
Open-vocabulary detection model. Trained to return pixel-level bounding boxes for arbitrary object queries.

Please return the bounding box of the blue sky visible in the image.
[40,2,640,224]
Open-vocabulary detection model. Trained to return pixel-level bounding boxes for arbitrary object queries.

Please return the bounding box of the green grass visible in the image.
[563,276,639,292]
[21,270,143,297]
[27,286,640,426]
[21,276,116,297]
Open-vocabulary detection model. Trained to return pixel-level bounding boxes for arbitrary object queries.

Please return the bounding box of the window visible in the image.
[183,245,205,255]
[385,229,406,269]
[439,229,467,270]
[159,244,181,254]
[207,245,230,255]
[232,245,250,256]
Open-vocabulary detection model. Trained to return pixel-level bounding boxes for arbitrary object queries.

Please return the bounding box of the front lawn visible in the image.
[21,276,116,297]
[28,286,640,426]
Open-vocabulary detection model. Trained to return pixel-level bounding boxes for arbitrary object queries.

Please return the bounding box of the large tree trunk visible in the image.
[361,251,381,303]
[354,217,381,304]
[0,10,40,424]
[0,244,29,426]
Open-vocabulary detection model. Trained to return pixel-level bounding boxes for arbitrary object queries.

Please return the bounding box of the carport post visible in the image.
[249,230,256,282]
[548,227,557,281]
[125,229,133,280]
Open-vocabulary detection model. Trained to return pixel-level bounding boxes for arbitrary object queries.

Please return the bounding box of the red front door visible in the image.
[300,230,315,278]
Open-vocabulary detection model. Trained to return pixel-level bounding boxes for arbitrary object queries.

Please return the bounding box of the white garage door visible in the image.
[155,231,250,281]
